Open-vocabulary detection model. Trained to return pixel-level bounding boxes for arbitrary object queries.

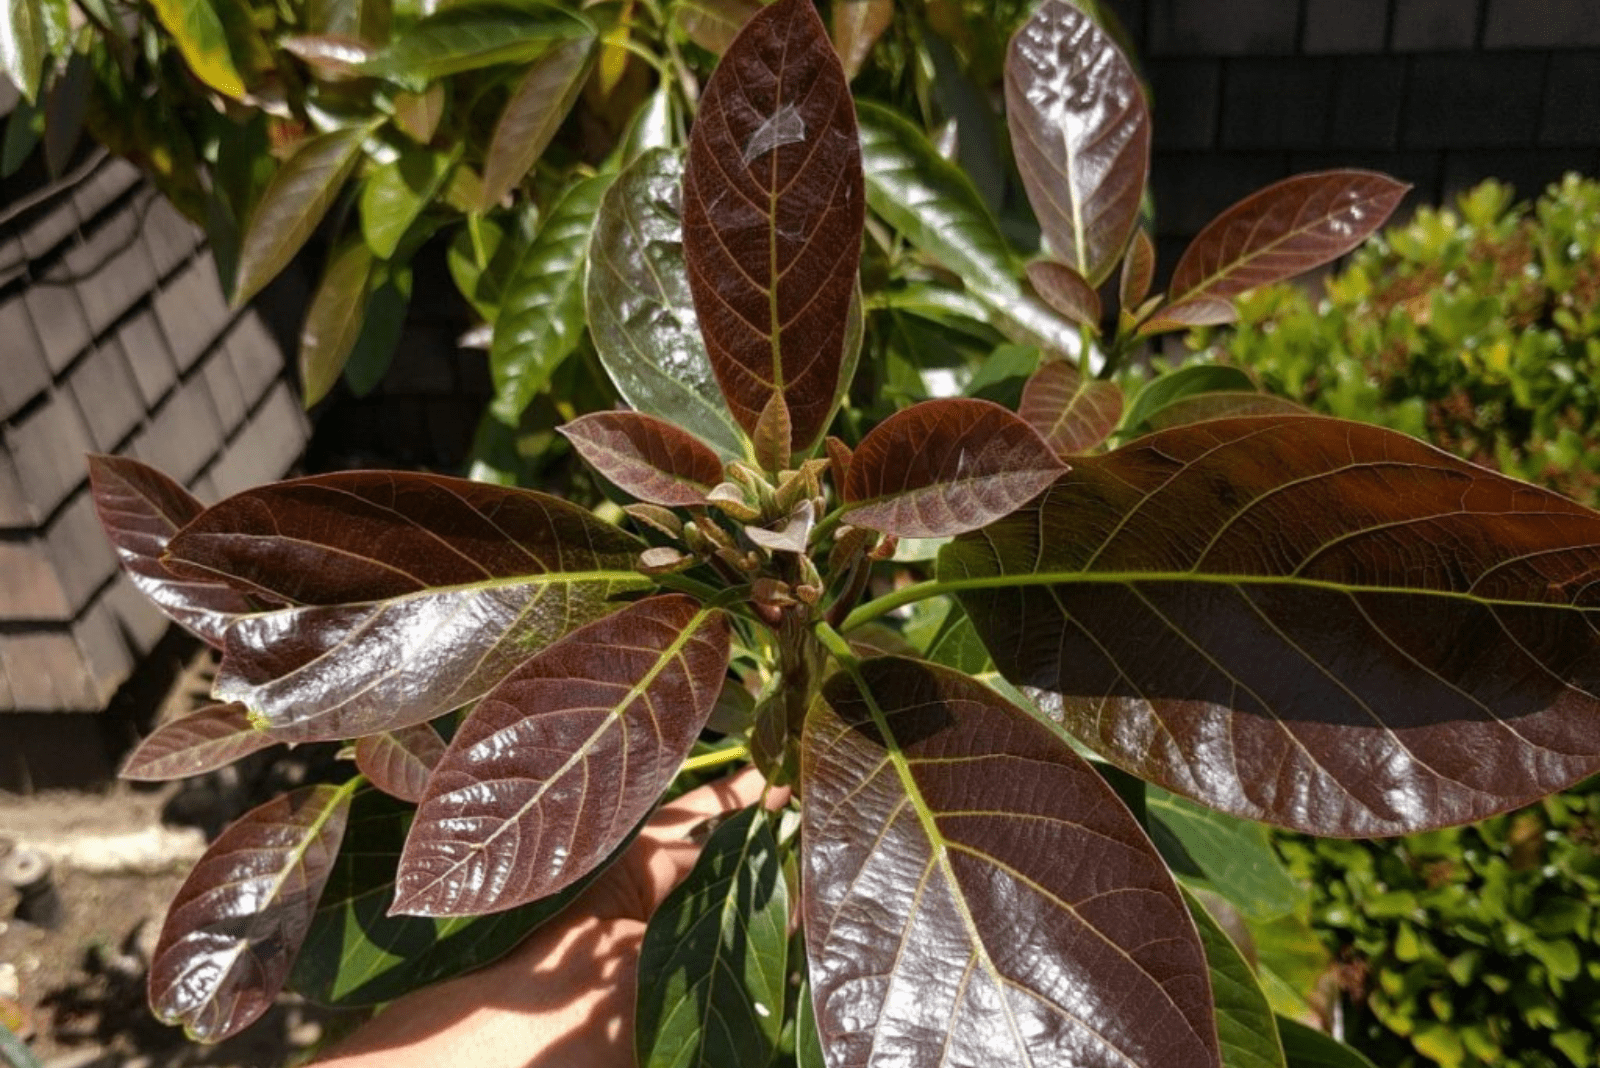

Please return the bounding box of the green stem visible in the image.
[838,578,945,632]
[681,744,749,774]
[808,505,848,549]
[652,572,734,603]
[811,620,859,666]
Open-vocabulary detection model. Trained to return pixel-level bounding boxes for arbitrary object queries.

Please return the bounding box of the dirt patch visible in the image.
[0,647,365,1068]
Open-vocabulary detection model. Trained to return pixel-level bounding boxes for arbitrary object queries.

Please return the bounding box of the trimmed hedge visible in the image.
[1200,174,1600,1068]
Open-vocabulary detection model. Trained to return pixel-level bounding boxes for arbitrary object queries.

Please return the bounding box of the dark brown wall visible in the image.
[1102,0,1600,269]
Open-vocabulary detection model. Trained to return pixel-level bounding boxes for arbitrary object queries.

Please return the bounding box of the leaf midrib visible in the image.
[932,568,1597,614]
[403,606,717,911]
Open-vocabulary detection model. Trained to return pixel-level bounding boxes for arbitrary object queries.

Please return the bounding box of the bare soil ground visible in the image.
[0,646,364,1068]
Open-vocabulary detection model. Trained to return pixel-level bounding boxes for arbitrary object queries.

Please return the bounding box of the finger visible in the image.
[645,765,785,839]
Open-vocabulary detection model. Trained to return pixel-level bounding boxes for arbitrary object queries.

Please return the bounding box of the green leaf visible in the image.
[306,0,390,41]
[360,147,455,260]
[635,807,789,1068]
[0,1017,42,1068]
[943,414,1600,835]
[362,1,591,89]
[795,979,825,1068]
[342,259,412,397]
[0,0,48,101]
[1119,363,1258,436]
[1251,913,1334,1026]
[1276,1017,1380,1068]
[1149,787,1306,922]
[234,123,371,306]
[147,0,249,97]
[165,472,650,742]
[480,35,593,210]
[804,656,1220,1068]
[490,172,615,422]
[299,237,375,407]
[587,149,746,459]
[857,101,1083,361]
[1185,889,1289,1068]
[1,91,43,176]
[291,787,634,1007]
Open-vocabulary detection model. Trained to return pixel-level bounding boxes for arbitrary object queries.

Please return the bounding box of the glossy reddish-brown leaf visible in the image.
[804,657,1218,1068]
[682,0,864,451]
[1145,390,1308,431]
[1147,171,1408,331]
[941,415,1600,835]
[120,703,276,781]
[354,723,447,804]
[559,411,726,507]
[1006,0,1150,286]
[842,398,1066,538]
[87,455,263,647]
[673,0,763,55]
[1121,227,1156,310]
[1018,358,1124,456]
[164,472,649,743]
[831,0,891,80]
[149,781,354,1041]
[1026,259,1102,329]
[393,595,730,916]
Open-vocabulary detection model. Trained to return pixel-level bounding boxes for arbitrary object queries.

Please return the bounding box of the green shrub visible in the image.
[1203,175,1600,1068]
[1202,174,1600,504]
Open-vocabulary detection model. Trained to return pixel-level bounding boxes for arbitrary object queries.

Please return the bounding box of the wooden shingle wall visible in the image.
[1104,0,1600,274]
[1,88,309,724]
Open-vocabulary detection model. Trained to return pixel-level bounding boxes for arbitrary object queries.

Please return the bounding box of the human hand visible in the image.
[313,766,787,1068]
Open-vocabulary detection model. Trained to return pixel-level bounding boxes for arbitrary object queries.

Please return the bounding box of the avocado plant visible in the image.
[88,1,1600,1066]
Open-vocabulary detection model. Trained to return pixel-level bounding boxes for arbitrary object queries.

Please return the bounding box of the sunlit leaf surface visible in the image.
[165,472,648,742]
[588,149,747,460]
[121,703,275,781]
[635,806,788,1068]
[149,782,354,1041]
[842,398,1066,538]
[394,595,730,915]
[943,415,1600,835]
[88,454,260,647]
[682,0,863,450]
[1148,172,1408,331]
[1006,0,1149,285]
[804,656,1218,1068]
[560,411,726,507]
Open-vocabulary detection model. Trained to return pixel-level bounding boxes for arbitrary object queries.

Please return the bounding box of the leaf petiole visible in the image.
[838,578,945,632]
[681,744,750,774]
